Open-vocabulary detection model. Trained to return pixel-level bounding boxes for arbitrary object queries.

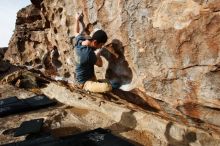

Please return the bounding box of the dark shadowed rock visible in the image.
[0,61,10,73]
[30,0,43,8]
[0,47,8,60]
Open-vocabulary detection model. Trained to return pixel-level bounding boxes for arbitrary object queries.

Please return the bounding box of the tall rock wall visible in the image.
[4,0,220,131]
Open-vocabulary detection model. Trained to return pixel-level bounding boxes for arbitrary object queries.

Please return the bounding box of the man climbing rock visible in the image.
[72,12,112,93]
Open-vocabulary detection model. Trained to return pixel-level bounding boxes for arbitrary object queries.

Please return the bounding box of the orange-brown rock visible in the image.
[3,0,220,145]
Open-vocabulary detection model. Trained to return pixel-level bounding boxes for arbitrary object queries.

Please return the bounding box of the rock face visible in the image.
[3,0,220,144]
[0,47,7,61]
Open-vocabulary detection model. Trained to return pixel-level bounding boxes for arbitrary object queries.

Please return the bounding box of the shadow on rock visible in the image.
[49,126,82,138]
[101,39,133,88]
[106,110,145,146]
[110,89,160,113]
[165,122,197,146]
[107,110,137,133]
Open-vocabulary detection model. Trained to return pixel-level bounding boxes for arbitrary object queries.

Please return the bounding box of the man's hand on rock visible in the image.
[75,12,84,22]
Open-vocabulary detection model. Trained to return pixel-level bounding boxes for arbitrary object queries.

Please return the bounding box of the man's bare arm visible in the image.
[103,43,119,58]
[74,12,84,36]
[95,49,103,67]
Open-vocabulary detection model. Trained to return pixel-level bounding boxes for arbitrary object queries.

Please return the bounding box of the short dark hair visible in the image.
[91,29,108,44]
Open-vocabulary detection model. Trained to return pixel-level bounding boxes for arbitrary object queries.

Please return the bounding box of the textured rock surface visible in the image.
[1,80,220,146]
[2,0,220,145]
[41,81,220,146]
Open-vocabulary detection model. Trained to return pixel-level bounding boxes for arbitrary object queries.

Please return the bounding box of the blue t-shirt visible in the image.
[74,35,97,83]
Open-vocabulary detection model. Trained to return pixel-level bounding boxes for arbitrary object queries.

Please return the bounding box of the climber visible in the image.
[71,12,112,93]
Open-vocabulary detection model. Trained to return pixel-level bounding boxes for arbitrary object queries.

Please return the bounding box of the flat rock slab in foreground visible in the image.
[0,77,220,146]
[43,82,220,145]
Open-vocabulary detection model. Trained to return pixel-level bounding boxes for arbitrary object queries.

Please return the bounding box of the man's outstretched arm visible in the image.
[74,12,84,36]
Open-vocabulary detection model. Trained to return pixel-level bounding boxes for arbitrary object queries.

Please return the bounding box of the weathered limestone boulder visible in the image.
[3,0,220,144]
[1,79,220,146]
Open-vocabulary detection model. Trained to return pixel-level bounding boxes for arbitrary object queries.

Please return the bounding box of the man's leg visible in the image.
[83,79,112,93]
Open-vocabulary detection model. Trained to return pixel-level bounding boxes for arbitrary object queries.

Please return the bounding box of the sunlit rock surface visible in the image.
[1,77,220,146]
[2,0,220,145]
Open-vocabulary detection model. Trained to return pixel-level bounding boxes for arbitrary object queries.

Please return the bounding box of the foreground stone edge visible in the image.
[41,82,220,146]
